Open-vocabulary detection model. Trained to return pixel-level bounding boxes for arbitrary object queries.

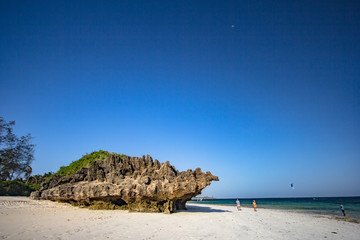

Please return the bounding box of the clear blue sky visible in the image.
[1,0,359,198]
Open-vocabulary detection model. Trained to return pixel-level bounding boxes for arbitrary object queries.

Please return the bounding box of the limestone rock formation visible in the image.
[30,153,218,213]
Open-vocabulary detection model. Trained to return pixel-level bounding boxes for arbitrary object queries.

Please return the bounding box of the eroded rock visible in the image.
[30,154,218,213]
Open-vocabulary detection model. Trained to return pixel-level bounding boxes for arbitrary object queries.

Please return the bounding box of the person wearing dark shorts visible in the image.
[339,203,346,216]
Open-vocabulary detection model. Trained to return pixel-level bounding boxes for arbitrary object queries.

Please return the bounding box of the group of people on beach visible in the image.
[236,199,257,211]
[236,199,347,217]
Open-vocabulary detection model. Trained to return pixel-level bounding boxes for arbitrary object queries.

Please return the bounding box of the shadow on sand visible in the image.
[175,204,231,213]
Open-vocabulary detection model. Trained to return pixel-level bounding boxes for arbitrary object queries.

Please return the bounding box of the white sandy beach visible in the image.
[0,197,359,240]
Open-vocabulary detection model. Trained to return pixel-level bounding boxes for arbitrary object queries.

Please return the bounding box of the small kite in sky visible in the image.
[231,25,235,28]
[291,183,294,190]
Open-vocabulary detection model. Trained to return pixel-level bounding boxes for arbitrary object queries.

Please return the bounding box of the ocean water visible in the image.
[189,197,360,221]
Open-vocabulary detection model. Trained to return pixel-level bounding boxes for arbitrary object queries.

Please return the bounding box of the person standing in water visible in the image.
[253,200,257,212]
[339,203,346,216]
[236,199,241,211]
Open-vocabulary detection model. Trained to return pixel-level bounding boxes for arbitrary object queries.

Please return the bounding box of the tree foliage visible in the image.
[0,118,35,180]
[27,171,54,184]
[0,180,40,196]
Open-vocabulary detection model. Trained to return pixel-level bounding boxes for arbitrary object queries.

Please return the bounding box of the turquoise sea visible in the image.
[189,197,360,222]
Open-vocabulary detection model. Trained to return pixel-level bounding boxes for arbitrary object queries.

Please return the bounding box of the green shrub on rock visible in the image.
[56,150,128,177]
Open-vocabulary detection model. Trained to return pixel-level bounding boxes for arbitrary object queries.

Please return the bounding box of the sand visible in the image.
[0,197,359,240]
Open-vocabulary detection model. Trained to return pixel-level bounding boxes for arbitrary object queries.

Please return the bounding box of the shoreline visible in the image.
[188,201,360,224]
[1,196,360,239]
[192,202,360,224]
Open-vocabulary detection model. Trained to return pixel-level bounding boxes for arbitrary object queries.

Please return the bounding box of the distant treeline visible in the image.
[0,180,40,196]
[0,172,54,196]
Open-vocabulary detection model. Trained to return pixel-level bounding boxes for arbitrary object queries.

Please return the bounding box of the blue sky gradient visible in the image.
[1,0,359,198]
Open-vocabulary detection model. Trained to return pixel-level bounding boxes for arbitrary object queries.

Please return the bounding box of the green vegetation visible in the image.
[27,171,55,184]
[0,150,128,196]
[0,117,35,181]
[0,180,40,196]
[55,150,128,177]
